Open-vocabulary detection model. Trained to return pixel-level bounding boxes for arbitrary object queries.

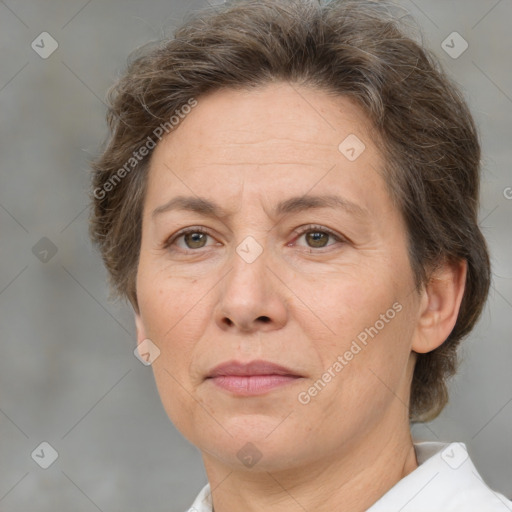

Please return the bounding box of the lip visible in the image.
[205,359,303,396]
[206,359,301,378]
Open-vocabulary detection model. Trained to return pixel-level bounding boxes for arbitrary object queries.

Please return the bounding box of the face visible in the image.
[135,82,423,472]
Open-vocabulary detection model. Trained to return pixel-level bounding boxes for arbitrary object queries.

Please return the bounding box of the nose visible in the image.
[214,239,288,334]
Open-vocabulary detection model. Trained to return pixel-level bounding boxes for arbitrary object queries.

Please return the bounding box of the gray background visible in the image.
[0,0,511,510]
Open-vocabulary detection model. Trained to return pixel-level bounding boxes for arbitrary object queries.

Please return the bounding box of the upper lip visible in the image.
[206,359,302,378]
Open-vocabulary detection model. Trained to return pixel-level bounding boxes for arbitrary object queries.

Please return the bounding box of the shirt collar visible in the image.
[368,441,511,511]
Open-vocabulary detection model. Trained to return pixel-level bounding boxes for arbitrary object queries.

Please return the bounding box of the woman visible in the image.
[89,0,511,510]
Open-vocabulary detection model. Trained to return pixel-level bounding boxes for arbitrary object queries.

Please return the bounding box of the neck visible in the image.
[201,417,418,512]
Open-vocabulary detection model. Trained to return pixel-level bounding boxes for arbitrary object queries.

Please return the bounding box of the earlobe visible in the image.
[412,259,467,354]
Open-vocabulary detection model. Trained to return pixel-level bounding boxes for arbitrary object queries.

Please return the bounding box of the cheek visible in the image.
[338,299,416,405]
[303,268,414,387]
[138,264,203,336]
[299,270,399,338]
[138,278,206,435]
[136,272,202,381]
[151,366,197,441]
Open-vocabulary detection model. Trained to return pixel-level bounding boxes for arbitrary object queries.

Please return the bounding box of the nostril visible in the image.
[258,316,271,323]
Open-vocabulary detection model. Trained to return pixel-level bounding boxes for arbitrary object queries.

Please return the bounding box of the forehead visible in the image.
[162,83,375,159]
[145,82,387,217]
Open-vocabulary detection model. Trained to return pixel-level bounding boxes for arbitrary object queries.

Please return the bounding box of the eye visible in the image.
[163,224,346,254]
[292,224,346,250]
[163,227,216,252]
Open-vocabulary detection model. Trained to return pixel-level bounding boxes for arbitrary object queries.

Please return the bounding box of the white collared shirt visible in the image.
[186,442,512,511]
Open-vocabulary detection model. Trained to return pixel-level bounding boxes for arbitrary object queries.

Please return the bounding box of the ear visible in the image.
[412,259,467,354]
[134,309,148,346]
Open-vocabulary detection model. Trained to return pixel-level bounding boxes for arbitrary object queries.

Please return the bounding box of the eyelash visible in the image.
[162,224,346,253]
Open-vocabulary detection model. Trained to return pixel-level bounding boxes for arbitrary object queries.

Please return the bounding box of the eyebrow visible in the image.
[151,194,368,220]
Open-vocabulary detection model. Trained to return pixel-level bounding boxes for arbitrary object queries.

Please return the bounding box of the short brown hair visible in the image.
[89,0,491,422]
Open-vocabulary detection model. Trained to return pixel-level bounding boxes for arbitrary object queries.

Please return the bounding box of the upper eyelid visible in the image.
[295,224,343,239]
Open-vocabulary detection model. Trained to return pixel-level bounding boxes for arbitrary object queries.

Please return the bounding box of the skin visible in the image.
[134,82,467,512]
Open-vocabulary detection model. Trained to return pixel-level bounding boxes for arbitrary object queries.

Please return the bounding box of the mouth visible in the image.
[205,359,303,396]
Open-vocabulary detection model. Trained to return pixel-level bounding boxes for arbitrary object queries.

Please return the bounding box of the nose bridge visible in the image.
[224,191,273,290]
[225,232,269,307]
[215,230,287,332]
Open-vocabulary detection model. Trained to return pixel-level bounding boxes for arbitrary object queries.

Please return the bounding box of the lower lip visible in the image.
[208,375,301,395]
